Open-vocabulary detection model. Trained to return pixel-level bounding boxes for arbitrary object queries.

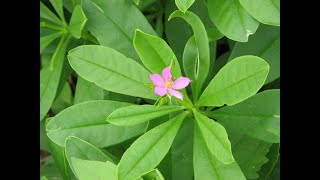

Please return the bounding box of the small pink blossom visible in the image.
[150,67,191,100]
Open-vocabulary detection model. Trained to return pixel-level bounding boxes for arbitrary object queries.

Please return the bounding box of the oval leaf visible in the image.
[46,100,147,147]
[239,0,280,26]
[193,110,234,164]
[175,0,195,13]
[71,158,117,180]
[107,105,185,126]
[117,111,189,180]
[169,10,210,101]
[197,55,269,107]
[68,45,158,100]
[208,89,280,143]
[193,121,245,180]
[207,0,259,42]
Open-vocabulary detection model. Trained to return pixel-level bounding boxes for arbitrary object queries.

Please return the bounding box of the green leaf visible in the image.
[107,105,185,126]
[68,45,158,100]
[46,100,147,147]
[51,82,73,115]
[239,0,280,26]
[142,169,165,180]
[40,35,71,121]
[133,0,140,5]
[206,51,230,86]
[133,29,181,77]
[49,0,66,24]
[208,89,280,143]
[207,27,224,41]
[74,77,104,104]
[40,158,64,180]
[40,31,63,54]
[207,0,259,42]
[175,0,195,12]
[63,0,81,12]
[258,143,280,180]
[71,158,117,180]
[40,1,64,26]
[46,118,71,180]
[197,55,269,107]
[68,5,87,39]
[82,0,157,60]
[266,158,279,180]
[65,136,116,179]
[193,121,246,180]
[230,132,271,179]
[169,10,210,101]
[40,176,48,180]
[117,111,189,180]
[193,110,234,164]
[229,24,280,84]
[170,117,194,179]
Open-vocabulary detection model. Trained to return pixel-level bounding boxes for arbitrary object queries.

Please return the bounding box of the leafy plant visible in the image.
[40,0,280,179]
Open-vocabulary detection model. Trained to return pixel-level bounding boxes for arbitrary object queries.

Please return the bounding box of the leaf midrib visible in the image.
[48,121,110,131]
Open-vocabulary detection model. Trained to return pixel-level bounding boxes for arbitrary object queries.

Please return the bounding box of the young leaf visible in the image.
[49,0,66,24]
[68,5,87,39]
[229,24,280,84]
[208,89,280,143]
[117,111,189,180]
[193,121,246,180]
[133,29,181,77]
[68,45,158,100]
[40,1,64,26]
[207,0,259,42]
[82,0,157,60]
[193,110,234,164]
[175,0,195,13]
[239,0,280,26]
[71,158,117,180]
[40,35,71,121]
[65,136,116,179]
[169,10,210,101]
[107,105,185,126]
[46,100,147,147]
[74,77,104,104]
[197,55,269,107]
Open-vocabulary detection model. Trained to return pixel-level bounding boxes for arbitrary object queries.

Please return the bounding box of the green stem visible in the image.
[40,21,66,32]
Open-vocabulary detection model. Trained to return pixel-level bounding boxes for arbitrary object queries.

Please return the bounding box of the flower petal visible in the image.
[154,86,167,96]
[162,67,172,82]
[150,74,165,87]
[168,89,183,100]
[172,77,191,90]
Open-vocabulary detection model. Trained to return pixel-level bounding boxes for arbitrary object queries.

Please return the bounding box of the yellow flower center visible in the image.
[165,81,173,88]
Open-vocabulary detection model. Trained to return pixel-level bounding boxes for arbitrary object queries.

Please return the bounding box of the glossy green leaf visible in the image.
[46,100,147,147]
[40,31,63,54]
[229,25,280,84]
[169,10,210,101]
[68,5,87,39]
[46,118,71,180]
[49,0,66,24]
[193,121,245,180]
[207,0,259,42]
[175,0,195,12]
[74,77,104,104]
[197,55,269,107]
[82,0,156,60]
[68,45,158,100]
[193,110,234,164]
[117,111,189,180]
[51,83,73,115]
[40,35,71,121]
[170,117,194,179]
[40,1,63,25]
[142,169,165,180]
[133,29,181,77]
[239,0,280,26]
[71,158,117,180]
[258,143,280,180]
[209,89,280,143]
[65,136,116,178]
[107,105,185,126]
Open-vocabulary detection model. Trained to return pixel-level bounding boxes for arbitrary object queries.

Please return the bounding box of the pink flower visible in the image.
[150,67,191,100]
